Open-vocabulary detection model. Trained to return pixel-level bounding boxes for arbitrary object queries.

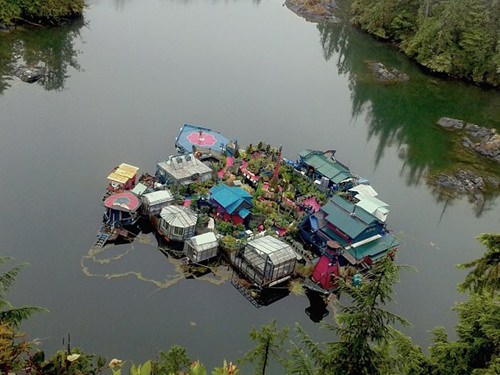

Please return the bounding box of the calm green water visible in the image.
[1,0,499,369]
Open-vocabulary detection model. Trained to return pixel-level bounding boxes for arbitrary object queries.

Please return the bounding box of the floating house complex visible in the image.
[141,190,174,216]
[103,191,141,227]
[156,153,213,185]
[297,149,356,193]
[175,124,236,158]
[183,232,219,263]
[107,163,139,192]
[96,124,400,305]
[158,205,198,242]
[210,184,253,225]
[233,236,297,287]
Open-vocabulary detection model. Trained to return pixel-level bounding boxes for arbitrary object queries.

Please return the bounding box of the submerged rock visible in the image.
[436,117,500,164]
[434,170,484,194]
[366,61,409,83]
[15,66,47,83]
[437,117,465,130]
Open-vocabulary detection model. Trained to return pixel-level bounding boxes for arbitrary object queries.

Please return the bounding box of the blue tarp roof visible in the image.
[210,184,252,215]
[175,124,231,154]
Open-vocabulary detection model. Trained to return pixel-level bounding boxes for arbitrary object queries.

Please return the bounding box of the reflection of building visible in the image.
[183,232,219,263]
[103,191,141,227]
[209,184,253,225]
[233,236,297,287]
[297,149,355,192]
[158,205,197,241]
[106,163,139,192]
[156,153,213,185]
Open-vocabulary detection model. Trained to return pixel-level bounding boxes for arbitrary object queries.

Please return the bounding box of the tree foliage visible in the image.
[458,233,500,295]
[240,320,289,375]
[288,257,413,375]
[350,0,500,86]
[0,0,84,26]
[0,256,47,328]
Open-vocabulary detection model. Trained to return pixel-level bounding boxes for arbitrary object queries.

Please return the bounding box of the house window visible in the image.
[173,226,183,236]
[162,221,169,231]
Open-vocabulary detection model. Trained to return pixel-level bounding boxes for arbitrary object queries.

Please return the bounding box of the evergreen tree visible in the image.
[156,345,191,374]
[0,256,46,327]
[458,233,500,295]
[289,257,411,375]
[239,320,289,375]
[428,233,500,374]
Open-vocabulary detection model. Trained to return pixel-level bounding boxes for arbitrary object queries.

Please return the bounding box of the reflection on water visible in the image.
[0,18,84,94]
[316,20,500,215]
[82,233,231,289]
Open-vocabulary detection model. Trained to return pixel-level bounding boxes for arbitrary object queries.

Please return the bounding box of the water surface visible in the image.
[1,0,499,368]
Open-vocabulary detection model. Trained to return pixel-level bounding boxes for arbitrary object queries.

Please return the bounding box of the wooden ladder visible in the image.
[94,232,110,248]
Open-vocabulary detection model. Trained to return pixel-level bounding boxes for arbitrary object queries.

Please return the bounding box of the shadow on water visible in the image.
[0,18,84,95]
[316,18,500,216]
[305,288,329,323]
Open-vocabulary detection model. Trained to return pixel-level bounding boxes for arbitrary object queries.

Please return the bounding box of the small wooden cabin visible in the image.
[183,232,219,263]
[158,205,197,241]
[142,190,174,216]
[103,191,141,227]
[233,235,297,288]
[156,153,213,186]
[107,163,139,192]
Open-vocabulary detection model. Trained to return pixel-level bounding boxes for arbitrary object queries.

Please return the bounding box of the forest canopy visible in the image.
[350,0,500,87]
[0,0,84,26]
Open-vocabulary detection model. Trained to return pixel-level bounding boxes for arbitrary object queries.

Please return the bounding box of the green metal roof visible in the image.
[300,152,353,182]
[347,234,399,261]
[319,226,349,247]
[298,149,313,158]
[328,196,379,225]
[329,195,352,212]
[320,196,381,239]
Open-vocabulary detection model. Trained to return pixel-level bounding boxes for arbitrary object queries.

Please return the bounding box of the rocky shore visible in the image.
[285,0,338,23]
[436,117,500,164]
[429,118,500,204]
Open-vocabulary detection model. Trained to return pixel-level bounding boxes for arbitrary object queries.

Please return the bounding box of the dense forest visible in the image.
[350,0,500,87]
[0,0,84,26]
[1,233,499,374]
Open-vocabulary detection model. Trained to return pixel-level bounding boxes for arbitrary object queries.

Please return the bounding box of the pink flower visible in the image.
[186,131,217,147]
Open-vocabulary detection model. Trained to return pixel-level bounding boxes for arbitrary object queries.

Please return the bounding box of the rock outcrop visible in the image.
[15,66,47,83]
[367,61,409,83]
[437,117,500,164]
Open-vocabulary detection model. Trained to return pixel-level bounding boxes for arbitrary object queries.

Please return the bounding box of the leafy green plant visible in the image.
[130,360,152,375]
[0,256,47,327]
[156,345,191,374]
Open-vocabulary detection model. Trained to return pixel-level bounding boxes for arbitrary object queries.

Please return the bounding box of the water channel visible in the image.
[1,0,499,370]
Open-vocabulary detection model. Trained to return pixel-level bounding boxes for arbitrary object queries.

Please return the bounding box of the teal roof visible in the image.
[298,149,314,158]
[347,234,399,261]
[330,195,352,212]
[239,208,251,219]
[324,204,368,239]
[210,184,253,215]
[320,196,381,239]
[299,151,353,182]
[319,226,349,247]
[329,195,379,225]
